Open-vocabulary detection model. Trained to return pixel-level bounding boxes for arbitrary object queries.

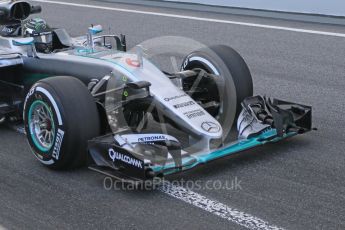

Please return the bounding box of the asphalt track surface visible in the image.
[1,0,345,229]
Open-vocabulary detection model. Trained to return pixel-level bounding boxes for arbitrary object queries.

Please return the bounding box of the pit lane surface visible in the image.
[1,0,345,229]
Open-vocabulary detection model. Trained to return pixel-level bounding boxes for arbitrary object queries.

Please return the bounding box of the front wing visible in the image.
[88,96,312,182]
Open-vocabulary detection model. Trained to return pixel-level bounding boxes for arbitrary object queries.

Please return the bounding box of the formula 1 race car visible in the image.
[0,1,312,182]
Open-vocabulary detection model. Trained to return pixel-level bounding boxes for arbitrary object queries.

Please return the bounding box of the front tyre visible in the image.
[24,76,100,169]
[181,45,253,140]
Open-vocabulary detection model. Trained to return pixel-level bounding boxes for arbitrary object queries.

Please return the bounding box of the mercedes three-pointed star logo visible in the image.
[201,121,221,133]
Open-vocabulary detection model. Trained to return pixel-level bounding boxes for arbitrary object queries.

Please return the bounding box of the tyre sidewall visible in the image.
[24,83,71,168]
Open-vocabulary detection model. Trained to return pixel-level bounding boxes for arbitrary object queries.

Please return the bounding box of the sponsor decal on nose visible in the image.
[173,101,195,109]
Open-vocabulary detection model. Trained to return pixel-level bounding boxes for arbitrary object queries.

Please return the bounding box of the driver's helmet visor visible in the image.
[33,32,53,44]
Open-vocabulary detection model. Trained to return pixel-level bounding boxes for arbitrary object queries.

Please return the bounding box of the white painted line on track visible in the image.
[33,0,345,38]
[159,182,284,230]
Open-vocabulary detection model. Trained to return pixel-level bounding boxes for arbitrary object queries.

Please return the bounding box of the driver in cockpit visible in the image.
[0,18,53,53]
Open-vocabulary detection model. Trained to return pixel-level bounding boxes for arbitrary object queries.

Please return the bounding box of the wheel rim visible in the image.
[28,100,56,152]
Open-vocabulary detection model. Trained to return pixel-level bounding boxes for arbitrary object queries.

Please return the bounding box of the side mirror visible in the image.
[12,37,34,46]
[88,25,103,35]
[12,37,37,58]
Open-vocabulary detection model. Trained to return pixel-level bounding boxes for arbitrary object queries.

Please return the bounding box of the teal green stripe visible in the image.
[151,129,296,175]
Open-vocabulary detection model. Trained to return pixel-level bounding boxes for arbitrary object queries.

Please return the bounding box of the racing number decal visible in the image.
[126,57,140,68]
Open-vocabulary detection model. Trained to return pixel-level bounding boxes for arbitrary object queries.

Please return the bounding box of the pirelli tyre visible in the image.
[24,76,100,169]
[181,45,253,140]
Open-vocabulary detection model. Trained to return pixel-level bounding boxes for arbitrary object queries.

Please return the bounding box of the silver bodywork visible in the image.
[0,34,223,151]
